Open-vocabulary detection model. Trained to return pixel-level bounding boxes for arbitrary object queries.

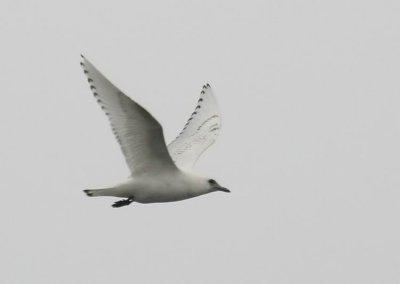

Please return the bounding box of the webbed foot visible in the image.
[112,197,134,208]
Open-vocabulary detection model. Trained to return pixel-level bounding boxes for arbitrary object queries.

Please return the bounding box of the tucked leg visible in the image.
[112,197,134,208]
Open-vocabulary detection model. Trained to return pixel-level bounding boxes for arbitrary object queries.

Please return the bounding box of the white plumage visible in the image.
[80,56,229,207]
[168,84,221,170]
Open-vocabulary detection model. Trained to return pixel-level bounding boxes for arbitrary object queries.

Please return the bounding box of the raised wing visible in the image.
[80,56,177,176]
[168,84,221,170]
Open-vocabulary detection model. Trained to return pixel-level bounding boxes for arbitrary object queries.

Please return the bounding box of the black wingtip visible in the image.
[202,83,211,89]
[80,54,85,59]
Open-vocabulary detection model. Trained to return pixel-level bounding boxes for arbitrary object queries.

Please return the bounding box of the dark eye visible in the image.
[208,179,216,185]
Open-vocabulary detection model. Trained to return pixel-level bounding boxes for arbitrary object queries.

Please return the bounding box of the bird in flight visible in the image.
[80,56,229,208]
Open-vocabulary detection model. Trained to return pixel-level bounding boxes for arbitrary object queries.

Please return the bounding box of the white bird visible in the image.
[80,56,229,208]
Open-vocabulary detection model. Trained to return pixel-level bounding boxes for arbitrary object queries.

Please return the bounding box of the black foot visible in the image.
[112,198,134,208]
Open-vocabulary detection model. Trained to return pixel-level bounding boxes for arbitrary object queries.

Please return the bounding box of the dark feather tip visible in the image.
[83,190,93,196]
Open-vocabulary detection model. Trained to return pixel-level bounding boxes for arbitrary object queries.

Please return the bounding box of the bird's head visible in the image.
[207,178,230,193]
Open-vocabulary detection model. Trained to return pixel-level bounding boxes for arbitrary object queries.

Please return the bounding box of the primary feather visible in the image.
[80,56,177,176]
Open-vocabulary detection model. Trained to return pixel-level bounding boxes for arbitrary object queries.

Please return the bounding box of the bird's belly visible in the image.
[133,187,195,204]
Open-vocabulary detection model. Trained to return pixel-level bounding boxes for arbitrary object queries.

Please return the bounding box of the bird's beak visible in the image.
[217,187,230,193]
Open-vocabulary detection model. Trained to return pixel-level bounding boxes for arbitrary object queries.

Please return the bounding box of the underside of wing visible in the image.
[167,84,221,170]
[80,56,176,176]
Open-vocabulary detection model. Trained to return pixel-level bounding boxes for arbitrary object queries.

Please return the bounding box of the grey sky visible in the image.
[1,0,400,283]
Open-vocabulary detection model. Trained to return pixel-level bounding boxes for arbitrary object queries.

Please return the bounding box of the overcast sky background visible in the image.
[1,0,400,283]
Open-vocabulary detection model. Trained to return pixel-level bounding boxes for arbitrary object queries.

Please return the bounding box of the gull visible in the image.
[80,56,230,208]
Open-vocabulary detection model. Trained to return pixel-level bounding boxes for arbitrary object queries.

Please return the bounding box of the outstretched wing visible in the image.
[80,56,176,176]
[168,84,221,170]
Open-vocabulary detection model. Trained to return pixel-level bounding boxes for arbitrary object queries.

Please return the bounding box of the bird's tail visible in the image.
[83,188,116,197]
[83,189,96,197]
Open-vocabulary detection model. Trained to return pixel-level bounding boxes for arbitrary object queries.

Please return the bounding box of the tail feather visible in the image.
[83,189,94,196]
[83,188,117,197]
